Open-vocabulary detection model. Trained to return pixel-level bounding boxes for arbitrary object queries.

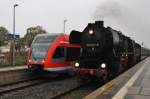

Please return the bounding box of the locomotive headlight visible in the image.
[89,30,94,35]
[101,63,106,69]
[75,62,80,67]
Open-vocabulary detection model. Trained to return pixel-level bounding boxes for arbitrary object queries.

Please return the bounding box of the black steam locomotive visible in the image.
[68,21,150,81]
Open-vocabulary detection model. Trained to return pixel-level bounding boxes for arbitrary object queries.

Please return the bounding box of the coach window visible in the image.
[52,46,65,62]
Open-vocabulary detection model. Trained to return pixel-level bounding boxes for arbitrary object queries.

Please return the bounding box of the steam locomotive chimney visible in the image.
[95,21,104,27]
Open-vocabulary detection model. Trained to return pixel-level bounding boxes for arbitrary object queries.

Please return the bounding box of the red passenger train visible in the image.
[26,33,80,75]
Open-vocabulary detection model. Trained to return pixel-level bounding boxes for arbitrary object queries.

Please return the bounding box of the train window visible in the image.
[34,35,58,43]
[52,46,65,61]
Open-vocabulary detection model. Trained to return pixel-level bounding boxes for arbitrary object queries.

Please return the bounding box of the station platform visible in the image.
[0,65,27,72]
[84,57,150,99]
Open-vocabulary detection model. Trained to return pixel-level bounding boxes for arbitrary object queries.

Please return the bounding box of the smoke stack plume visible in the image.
[93,0,150,48]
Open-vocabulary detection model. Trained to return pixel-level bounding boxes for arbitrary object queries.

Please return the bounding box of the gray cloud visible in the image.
[0,0,149,48]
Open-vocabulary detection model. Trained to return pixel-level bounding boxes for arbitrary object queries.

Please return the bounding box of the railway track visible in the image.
[51,83,83,99]
[0,75,103,99]
[51,81,101,99]
[0,77,48,95]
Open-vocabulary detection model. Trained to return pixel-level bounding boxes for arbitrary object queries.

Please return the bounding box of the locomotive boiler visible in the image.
[69,21,141,81]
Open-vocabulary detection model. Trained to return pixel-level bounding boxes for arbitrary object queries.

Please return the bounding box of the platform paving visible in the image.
[84,57,150,99]
[124,57,150,99]
[0,65,27,72]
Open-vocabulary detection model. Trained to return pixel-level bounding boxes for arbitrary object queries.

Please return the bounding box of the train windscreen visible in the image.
[30,35,58,61]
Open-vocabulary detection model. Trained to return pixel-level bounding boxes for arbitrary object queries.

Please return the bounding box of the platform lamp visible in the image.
[63,19,67,33]
[12,4,18,66]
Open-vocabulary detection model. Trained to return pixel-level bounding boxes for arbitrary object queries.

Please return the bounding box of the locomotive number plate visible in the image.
[86,43,99,47]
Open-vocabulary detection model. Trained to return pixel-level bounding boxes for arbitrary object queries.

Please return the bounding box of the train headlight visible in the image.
[42,60,45,64]
[75,62,80,67]
[89,30,94,35]
[29,59,32,63]
[101,63,106,69]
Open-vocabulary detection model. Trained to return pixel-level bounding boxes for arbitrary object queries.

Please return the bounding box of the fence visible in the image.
[0,51,26,67]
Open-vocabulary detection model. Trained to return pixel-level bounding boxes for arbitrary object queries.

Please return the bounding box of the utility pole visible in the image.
[63,20,67,33]
[12,4,18,66]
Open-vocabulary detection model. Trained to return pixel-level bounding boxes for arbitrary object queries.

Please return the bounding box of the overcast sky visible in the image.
[0,0,150,48]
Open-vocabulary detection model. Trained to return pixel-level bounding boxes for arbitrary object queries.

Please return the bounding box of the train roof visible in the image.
[36,33,65,37]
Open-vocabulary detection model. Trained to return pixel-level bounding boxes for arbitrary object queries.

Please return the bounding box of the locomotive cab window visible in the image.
[52,46,65,62]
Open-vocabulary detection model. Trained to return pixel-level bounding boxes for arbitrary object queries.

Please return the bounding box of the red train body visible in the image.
[26,33,80,74]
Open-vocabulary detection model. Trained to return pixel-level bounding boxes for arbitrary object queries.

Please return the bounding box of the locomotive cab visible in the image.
[27,34,59,72]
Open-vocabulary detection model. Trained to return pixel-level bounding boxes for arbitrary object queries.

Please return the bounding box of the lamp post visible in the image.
[63,20,67,33]
[12,4,18,66]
